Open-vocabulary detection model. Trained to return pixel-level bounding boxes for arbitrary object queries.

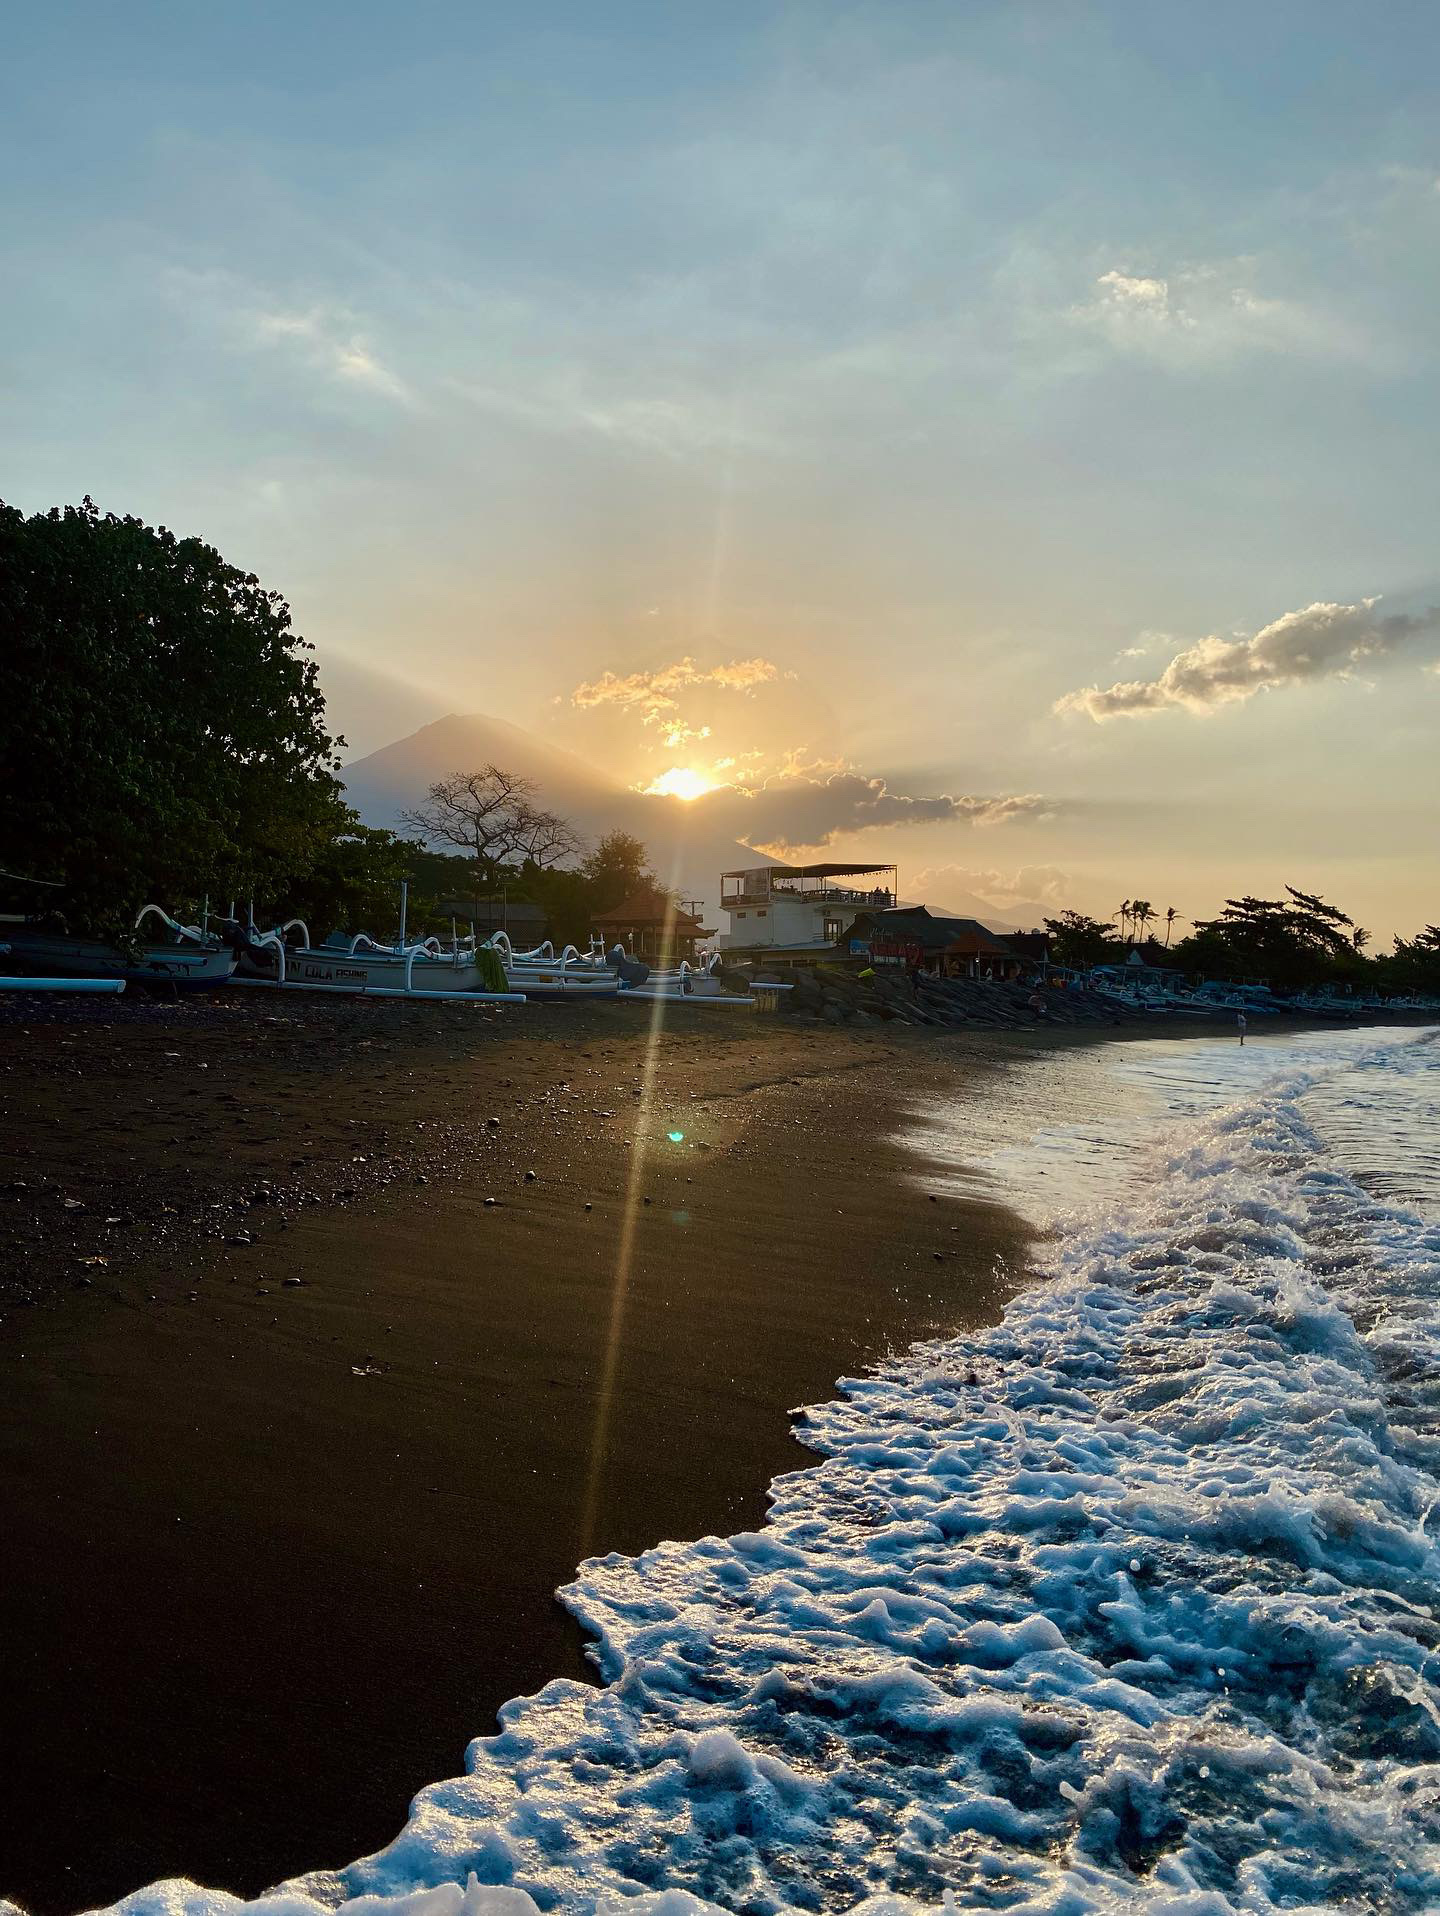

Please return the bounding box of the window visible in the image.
[757,908,767,916]
[735,910,746,919]
[824,916,843,941]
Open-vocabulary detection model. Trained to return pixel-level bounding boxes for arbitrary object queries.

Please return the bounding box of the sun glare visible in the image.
[645,766,713,802]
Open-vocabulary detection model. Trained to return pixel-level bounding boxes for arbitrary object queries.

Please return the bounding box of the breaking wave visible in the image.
[109,1035,1440,1916]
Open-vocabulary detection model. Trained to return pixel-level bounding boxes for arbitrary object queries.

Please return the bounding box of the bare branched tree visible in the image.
[516,805,586,870]
[398,766,582,882]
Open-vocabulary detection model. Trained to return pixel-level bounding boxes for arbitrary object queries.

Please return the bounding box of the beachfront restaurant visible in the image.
[719,863,898,957]
[592,889,712,964]
[942,925,1027,981]
[847,905,1028,979]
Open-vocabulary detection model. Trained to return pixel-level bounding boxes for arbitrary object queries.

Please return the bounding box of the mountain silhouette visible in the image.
[341,713,767,919]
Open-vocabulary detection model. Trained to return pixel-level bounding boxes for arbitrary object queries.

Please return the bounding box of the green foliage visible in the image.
[1172,886,1367,990]
[579,831,655,911]
[281,826,417,936]
[511,862,599,948]
[388,813,663,948]
[1382,925,1440,995]
[0,497,346,936]
[1042,910,1118,969]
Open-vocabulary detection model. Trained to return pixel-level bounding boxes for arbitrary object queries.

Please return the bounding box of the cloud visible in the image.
[164,269,413,403]
[254,307,411,401]
[1067,263,1368,366]
[1057,597,1440,722]
[571,656,782,727]
[1096,271,1180,320]
[686,771,1048,854]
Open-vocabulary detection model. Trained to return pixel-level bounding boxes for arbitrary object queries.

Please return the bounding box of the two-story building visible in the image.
[719,863,897,957]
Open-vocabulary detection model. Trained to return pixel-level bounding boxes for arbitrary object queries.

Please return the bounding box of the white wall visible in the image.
[721,896,830,949]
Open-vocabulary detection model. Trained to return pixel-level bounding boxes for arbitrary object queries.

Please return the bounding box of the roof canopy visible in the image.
[592,890,704,930]
[945,929,1015,957]
[721,862,896,880]
[857,904,1018,953]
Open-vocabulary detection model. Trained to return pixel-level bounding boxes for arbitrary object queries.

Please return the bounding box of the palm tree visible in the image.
[1131,899,1156,945]
[1164,906,1178,947]
[1351,926,1370,952]
[1116,900,1132,943]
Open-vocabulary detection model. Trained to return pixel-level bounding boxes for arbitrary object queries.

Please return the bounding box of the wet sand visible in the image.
[0,999,1031,1914]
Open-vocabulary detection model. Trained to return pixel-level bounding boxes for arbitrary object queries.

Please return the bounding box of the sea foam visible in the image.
[103,1039,1440,1916]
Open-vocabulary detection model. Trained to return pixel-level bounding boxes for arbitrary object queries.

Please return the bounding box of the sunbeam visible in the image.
[577,883,687,1562]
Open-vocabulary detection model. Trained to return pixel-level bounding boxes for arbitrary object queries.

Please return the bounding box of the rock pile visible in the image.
[741,962,1143,1031]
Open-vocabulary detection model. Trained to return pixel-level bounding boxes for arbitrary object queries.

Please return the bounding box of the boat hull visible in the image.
[249,947,504,994]
[0,930,236,989]
[504,968,620,1000]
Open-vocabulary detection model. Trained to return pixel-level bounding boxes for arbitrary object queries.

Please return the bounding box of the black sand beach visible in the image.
[4,996,1425,1912]
[0,998,1031,1914]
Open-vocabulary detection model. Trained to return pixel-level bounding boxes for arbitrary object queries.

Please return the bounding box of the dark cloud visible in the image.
[693,772,1047,853]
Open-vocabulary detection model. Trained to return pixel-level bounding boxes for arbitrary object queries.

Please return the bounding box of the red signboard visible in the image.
[869,938,924,966]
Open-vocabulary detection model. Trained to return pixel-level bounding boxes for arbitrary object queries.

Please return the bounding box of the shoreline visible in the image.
[0,999,1426,1914]
[3,993,1423,1316]
[1,1001,1029,1914]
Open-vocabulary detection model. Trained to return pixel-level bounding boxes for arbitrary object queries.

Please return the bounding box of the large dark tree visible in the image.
[0,497,347,933]
[1173,886,1365,989]
[580,830,655,911]
[1042,909,1117,969]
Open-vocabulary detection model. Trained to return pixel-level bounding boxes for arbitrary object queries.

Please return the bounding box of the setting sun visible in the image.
[644,766,714,802]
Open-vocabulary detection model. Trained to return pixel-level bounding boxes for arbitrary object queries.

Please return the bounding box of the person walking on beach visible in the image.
[1237,1011,1247,1045]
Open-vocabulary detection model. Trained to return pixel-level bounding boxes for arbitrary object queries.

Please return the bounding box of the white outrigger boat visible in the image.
[481,935,775,1005]
[231,886,525,1001]
[480,933,620,1000]
[613,952,764,1006]
[234,922,524,1001]
[0,904,238,991]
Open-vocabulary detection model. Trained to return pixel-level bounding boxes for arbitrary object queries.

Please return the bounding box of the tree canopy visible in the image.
[1041,910,1116,969]
[1041,885,1437,996]
[580,831,655,911]
[1,497,347,933]
[1175,887,1365,990]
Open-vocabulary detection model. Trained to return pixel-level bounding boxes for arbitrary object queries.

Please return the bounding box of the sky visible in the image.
[3,1,1438,938]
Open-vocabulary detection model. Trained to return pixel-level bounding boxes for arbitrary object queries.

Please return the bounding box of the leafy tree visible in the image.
[0,497,347,935]
[1383,925,1440,994]
[1173,886,1362,989]
[511,861,601,949]
[1043,910,1117,969]
[580,830,655,912]
[281,825,417,937]
[398,767,584,885]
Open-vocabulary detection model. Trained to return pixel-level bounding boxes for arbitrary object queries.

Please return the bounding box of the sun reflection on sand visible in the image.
[577,891,689,1561]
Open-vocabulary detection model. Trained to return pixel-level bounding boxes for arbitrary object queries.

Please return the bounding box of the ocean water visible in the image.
[105,1029,1440,1916]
